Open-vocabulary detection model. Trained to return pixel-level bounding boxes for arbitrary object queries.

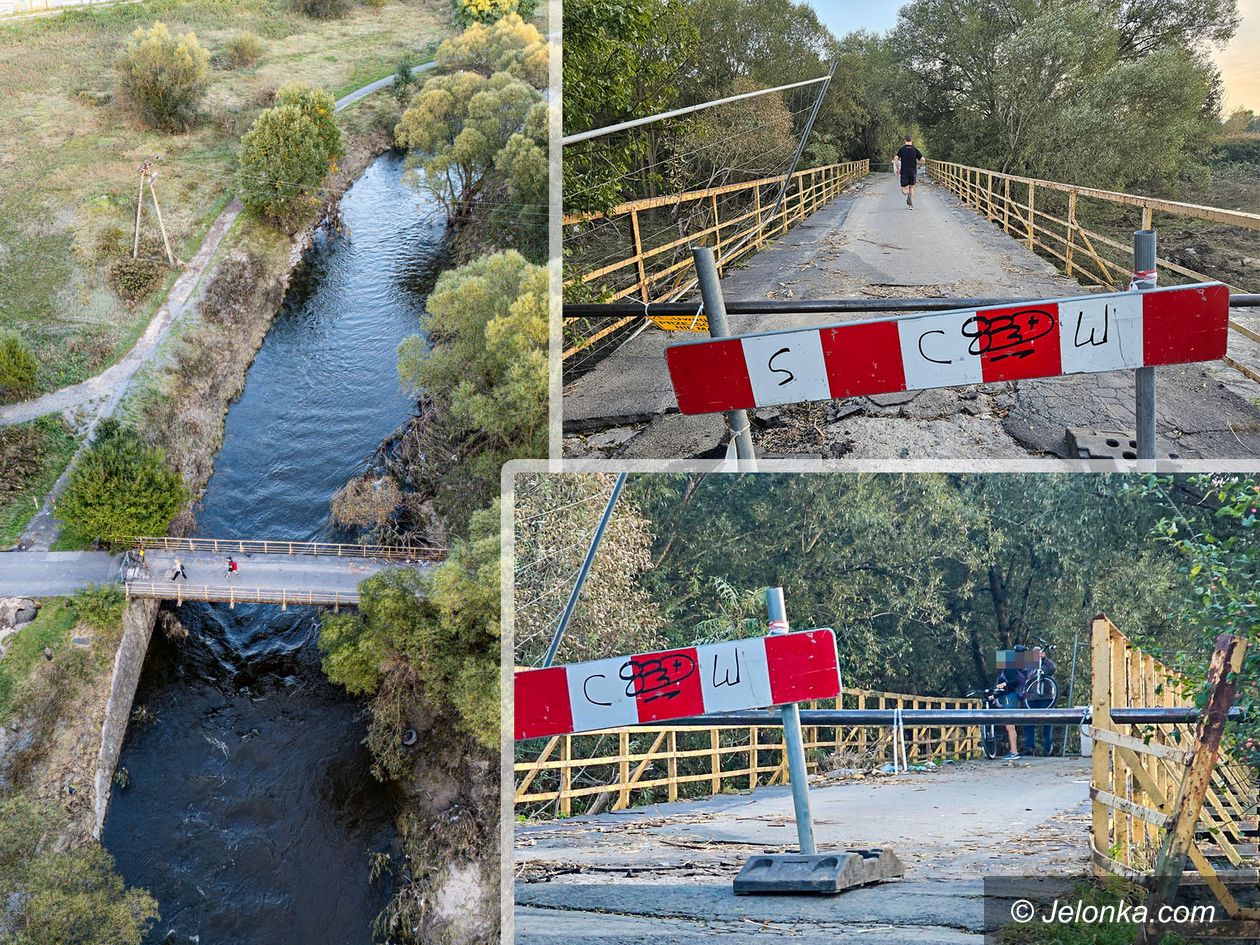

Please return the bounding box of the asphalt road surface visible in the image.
[0,549,424,600]
[516,756,1092,944]
[563,172,1260,460]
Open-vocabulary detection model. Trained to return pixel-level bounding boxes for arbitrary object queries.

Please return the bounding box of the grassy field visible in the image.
[0,415,78,546]
[0,598,77,721]
[0,0,450,399]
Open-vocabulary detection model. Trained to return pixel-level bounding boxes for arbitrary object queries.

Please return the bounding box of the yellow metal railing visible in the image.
[928,160,1260,381]
[563,161,869,357]
[124,581,359,609]
[131,536,446,562]
[515,687,980,819]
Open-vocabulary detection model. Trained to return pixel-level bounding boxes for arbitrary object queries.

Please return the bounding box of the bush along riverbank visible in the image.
[0,30,441,944]
[316,14,549,944]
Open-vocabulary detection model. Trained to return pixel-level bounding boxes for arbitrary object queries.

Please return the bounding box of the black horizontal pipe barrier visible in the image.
[564,294,1260,319]
[647,706,1246,728]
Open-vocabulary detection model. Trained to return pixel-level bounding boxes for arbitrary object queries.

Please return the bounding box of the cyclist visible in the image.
[1024,645,1058,755]
[994,648,1027,760]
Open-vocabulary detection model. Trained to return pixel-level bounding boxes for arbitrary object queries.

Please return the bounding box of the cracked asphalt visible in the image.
[563,172,1260,460]
[515,757,1093,944]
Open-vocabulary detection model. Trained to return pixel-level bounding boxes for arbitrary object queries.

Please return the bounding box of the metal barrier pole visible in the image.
[767,586,816,854]
[1132,229,1157,461]
[694,247,757,467]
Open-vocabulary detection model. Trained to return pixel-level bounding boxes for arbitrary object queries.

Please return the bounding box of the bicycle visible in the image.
[1023,638,1059,706]
[967,687,1012,760]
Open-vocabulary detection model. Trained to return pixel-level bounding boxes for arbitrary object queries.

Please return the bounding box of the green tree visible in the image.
[276,83,344,167]
[396,251,546,524]
[453,0,537,26]
[114,21,210,132]
[238,101,335,230]
[1142,474,1259,766]
[0,795,158,945]
[319,503,501,751]
[436,14,548,89]
[0,329,39,400]
[56,419,188,547]
[396,70,542,220]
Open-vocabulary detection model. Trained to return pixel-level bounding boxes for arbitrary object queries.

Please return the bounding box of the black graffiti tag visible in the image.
[961,308,1055,362]
[767,347,796,386]
[620,653,696,703]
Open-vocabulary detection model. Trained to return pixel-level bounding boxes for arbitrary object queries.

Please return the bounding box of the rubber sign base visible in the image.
[732,848,905,895]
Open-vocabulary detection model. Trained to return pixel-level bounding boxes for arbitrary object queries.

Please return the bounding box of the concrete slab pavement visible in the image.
[0,551,121,597]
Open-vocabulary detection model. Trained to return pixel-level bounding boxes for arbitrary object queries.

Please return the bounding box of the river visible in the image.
[101,151,450,945]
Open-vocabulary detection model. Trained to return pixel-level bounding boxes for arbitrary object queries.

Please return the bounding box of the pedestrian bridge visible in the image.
[562,159,1260,459]
[0,537,445,608]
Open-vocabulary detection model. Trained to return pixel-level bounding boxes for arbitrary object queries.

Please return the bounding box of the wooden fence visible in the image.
[131,536,446,562]
[515,687,980,819]
[1089,615,1257,917]
[563,161,869,362]
[927,160,1260,382]
[124,581,359,609]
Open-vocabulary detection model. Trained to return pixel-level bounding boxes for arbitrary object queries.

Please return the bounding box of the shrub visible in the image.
[0,331,38,400]
[296,0,350,19]
[200,249,267,325]
[114,22,210,132]
[239,88,342,230]
[453,0,536,26]
[71,583,127,632]
[56,419,188,547]
[107,255,164,304]
[222,32,265,68]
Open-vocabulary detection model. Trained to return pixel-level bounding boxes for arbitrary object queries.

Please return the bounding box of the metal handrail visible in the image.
[127,536,446,561]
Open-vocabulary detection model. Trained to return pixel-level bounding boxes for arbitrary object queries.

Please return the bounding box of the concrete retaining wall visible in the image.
[92,597,158,839]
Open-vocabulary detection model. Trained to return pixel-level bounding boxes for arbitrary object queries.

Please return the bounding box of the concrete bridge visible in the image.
[0,538,442,607]
[563,168,1260,460]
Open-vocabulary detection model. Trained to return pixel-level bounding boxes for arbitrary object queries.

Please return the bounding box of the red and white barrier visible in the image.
[665,283,1229,415]
[515,628,840,740]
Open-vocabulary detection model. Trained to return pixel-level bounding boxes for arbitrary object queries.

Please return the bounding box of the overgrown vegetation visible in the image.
[0,417,78,547]
[221,31,265,68]
[113,21,210,132]
[56,418,187,549]
[0,330,39,401]
[0,794,158,944]
[453,0,537,26]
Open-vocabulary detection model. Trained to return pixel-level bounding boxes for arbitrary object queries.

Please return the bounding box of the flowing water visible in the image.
[101,151,449,945]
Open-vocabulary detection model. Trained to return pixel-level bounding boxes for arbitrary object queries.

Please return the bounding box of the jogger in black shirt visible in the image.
[897,135,924,208]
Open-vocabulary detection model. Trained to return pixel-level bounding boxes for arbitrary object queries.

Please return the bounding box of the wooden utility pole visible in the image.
[131,156,179,267]
[1135,633,1247,945]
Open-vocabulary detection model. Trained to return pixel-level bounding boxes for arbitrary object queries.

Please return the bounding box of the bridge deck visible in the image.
[0,548,428,604]
[564,172,1260,459]
[516,755,1090,944]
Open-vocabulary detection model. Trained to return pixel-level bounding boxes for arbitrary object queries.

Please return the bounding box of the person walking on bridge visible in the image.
[896,135,924,208]
[170,557,187,582]
[225,557,239,579]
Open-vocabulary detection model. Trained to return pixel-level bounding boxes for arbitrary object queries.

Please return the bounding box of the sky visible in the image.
[805,0,1258,114]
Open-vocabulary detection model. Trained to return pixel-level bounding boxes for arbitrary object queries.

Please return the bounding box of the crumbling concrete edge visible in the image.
[91,598,158,839]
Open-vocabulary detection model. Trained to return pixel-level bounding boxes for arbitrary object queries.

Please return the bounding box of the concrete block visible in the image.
[733,848,905,895]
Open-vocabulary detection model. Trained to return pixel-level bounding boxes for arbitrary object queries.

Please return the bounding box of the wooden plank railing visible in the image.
[515,686,980,819]
[563,161,870,360]
[124,581,359,609]
[927,160,1260,382]
[1089,615,1257,916]
[130,536,446,562]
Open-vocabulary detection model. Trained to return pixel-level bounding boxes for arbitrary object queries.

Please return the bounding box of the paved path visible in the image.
[516,756,1091,944]
[0,549,425,601]
[563,172,1260,460]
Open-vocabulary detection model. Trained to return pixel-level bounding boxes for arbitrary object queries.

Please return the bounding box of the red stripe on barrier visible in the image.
[820,320,906,397]
[765,629,841,705]
[629,647,705,722]
[1142,283,1229,366]
[514,666,573,740]
[976,304,1063,382]
[665,338,754,414]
